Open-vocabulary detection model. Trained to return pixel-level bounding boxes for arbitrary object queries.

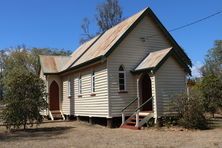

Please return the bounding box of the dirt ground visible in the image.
[0,119,222,148]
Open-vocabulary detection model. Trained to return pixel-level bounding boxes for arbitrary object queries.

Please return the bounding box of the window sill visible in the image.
[90,93,96,96]
[118,90,128,93]
[78,94,82,97]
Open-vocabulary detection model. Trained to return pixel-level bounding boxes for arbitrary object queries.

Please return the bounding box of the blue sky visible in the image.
[0,0,221,76]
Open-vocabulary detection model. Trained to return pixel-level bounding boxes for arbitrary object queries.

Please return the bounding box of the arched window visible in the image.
[118,65,126,91]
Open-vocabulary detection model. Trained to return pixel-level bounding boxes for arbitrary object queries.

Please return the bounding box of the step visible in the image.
[51,110,61,114]
[130,117,143,121]
[139,111,154,117]
[126,121,136,125]
[49,110,64,120]
[121,124,140,130]
[52,114,62,118]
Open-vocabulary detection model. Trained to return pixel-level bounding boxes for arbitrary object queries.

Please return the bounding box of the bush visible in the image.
[160,116,179,128]
[199,74,222,117]
[172,91,208,129]
[1,68,47,130]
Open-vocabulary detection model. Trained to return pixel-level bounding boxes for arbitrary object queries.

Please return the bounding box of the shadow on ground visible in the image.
[0,126,74,142]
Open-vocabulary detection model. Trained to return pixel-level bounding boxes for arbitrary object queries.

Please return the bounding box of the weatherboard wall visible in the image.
[107,15,171,117]
[61,63,109,117]
[155,56,186,116]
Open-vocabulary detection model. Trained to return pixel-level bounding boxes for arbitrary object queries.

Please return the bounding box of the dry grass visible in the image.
[0,119,222,148]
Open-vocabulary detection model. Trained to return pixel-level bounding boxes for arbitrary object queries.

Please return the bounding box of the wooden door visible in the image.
[49,81,60,110]
[140,74,152,111]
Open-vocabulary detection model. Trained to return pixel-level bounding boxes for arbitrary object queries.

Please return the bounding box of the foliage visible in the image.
[30,47,72,74]
[158,116,179,128]
[202,40,222,78]
[172,91,208,129]
[1,68,47,130]
[0,45,71,130]
[199,74,222,116]
[80,0,123,44]
[1,45,71,75]
[96,0,123,32]
[79,18,96,44]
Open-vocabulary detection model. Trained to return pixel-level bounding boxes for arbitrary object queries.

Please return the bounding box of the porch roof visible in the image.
[133,47,191,74]
[134,47,173,73]
[39,55,71,73]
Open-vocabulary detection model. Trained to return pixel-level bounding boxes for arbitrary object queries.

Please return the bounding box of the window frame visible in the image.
[68,79,72,97]
[91,71,96,93]
[118,65,127,92]
[78,75,82,95]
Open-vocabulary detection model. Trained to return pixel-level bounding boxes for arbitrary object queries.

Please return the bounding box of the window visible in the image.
[91,71,95,93]
[68,79,71,97]
[78,75,82,95]
[118,65,126,91]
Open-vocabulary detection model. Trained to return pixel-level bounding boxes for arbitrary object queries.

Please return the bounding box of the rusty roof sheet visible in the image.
[135,47,173,71]
[67,8,147,69]
[62,35,100,71]
[39,55,70,73]
[40,8,148,74]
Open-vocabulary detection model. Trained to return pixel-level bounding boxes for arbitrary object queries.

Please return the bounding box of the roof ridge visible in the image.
[62,8,149,71]
[66,33,105,70]
[97,7,148,35]
[39,55,71,57]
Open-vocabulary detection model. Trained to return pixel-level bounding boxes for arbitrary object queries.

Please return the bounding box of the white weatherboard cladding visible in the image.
[155,57,186,116]
[107,15,171,117]
[62,76,75,115]
[61,63,109,117]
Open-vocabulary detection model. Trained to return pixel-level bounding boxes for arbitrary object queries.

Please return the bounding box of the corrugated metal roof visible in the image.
[39,55,70,73]
[40,8,147,74]
[62,35,100,71]
[67,8,147,69]
[134,47,172,71]
[40,7,191,74]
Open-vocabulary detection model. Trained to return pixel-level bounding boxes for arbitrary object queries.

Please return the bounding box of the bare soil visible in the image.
[0,119,222,148]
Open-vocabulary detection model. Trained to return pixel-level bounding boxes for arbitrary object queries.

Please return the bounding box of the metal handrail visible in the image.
[122,96,153,127]
[121,97,138,112]
[134,96,153,112]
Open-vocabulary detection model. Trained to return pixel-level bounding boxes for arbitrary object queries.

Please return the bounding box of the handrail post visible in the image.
[135,111,139,127]
[121,97,138,125]
[122,111,125,125]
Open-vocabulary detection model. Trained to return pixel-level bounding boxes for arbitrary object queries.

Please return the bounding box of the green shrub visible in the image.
[161,116,179,128]
[1,68,47,130]
[199,74,222,117]
[172,91,208,129]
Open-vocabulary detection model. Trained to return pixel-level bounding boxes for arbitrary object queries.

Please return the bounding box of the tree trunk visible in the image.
[23,120,26,130]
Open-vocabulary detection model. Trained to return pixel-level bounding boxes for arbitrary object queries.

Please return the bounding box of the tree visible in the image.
[199,74,222,117]
[0,49,8,100]
[200,40,222,117]
[30,47,72,75]
[79,18,96,44]
[2,46,71,76]
[202,40,222,78]
[0,45,72,130]
[1,68,47,130]
[80,0,123,44]
[96,0,123,32]
[172,90,207,129]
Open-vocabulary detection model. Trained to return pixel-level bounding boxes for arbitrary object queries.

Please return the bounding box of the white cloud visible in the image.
[191,61,203,78]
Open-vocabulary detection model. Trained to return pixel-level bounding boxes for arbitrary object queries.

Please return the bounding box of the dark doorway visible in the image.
[49,81,60,110]
[140,73,152,111]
